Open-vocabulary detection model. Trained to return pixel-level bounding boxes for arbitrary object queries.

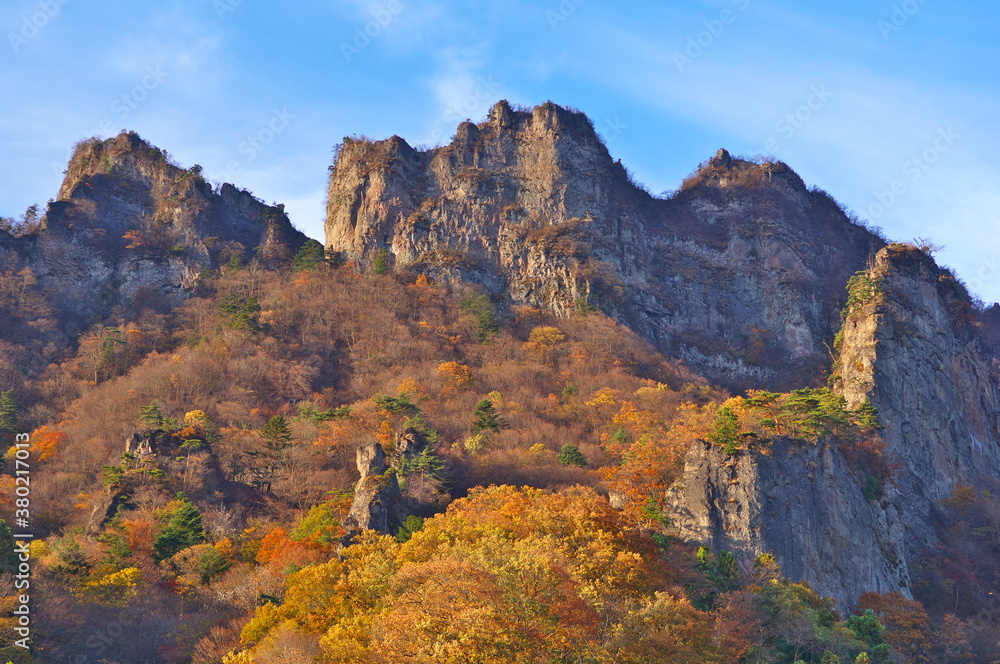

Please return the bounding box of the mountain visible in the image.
[1,130,307,346]
[326,100,886,391]
[1,107,999,661]
[324,100,1000,613]
[667,243,1000,610]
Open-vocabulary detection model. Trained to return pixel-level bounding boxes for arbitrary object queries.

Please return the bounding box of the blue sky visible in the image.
[2,0,998,302]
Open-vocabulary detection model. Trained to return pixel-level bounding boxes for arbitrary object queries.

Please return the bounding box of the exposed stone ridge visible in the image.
[4,130,308,325]
[325,100,886,391]
[53,131,306,256]
[835,243,1000,550]
[667,243,1000,612]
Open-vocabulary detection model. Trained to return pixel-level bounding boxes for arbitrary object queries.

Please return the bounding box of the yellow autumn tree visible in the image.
[74,566,142,606]
[436,361,474,392]
[523,325,568,365]
[227,486,746,663]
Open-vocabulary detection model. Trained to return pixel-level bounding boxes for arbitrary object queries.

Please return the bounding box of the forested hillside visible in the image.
[0,254,990,662]
[0,119,997,663]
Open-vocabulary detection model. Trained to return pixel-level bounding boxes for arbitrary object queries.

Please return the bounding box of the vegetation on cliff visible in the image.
[0,118,997,662]
[0,251,989,661]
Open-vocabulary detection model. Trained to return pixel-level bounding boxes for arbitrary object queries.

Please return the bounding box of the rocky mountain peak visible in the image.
[52,131,305,259]
[711,147,732,165]
[818,241,1000,588]
[680,147,809,196]
[0,130,308,346]
[667,242,1000,612]
[325,100,884,390]
[835,242,1000,498]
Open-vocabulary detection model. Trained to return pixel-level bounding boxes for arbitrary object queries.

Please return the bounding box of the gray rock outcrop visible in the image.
[667,439,910,612]
[342,429,443,541]
[667,243,1000,612]
[343,442,403,536]
[0,131,308,348]
[325,100,885,391]
[835,244,1000,552]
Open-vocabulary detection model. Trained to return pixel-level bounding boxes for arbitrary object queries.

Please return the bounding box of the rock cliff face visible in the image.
[667,244,1000,611]
[835,244,1000,550]
[325,100,885,390]
[325,102,1000,608]
[667,439,910,611]
[1,130,307,329]
[981,304,1000,356]
[344,441,403,536]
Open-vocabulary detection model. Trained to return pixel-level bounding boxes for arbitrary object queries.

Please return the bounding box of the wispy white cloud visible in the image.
[104,6,230,98]
[570,10,1000,301]
[429,45,499,121]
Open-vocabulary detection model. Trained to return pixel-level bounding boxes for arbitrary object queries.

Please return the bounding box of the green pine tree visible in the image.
[471,399,506,435]
[372,248,390,275]
[373,395,417,414]
[217,294,263,332]
[847,609,886,648]
[292,239,327,271]
[197,547,231,585]
[396,515,425,543]
[396,447,449,483]
[139,402,165,429]
[557,443,587,467]
[461,293,499,342]
[261,415,292,449]
[153,494,205,562]
[709,407,741,454]
[50,539,92,579]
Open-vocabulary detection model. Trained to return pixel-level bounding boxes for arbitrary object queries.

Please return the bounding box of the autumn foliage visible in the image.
[0,255,991,661]
[231,486,748,663]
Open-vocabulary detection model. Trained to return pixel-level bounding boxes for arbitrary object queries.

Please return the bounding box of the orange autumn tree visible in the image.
[229,485,746,664]
[255,526,326,574]
[856,592,934,663]
[604,401,715,525]
[27,425,66,463]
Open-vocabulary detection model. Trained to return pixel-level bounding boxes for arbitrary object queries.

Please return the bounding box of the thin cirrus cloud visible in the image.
[563,6,999,303]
